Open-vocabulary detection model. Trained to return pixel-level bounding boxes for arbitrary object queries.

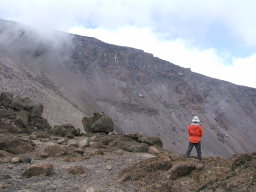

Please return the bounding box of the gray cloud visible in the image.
[1,0,256,88]
[0,0,256,55]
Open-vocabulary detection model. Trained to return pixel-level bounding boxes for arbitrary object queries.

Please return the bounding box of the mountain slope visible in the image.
[0,93,255,192]
[0,19,256,157]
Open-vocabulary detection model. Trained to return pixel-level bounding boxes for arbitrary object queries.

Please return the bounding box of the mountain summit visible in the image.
[0,19,256,157]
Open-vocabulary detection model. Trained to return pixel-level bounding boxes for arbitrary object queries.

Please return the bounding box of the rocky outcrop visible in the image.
[0,92,51,134]
[86,133,164,153]
[82,112,114,133]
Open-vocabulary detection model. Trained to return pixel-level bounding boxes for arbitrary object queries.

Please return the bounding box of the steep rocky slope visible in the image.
[0,94,255,192]
[0,19,256,157]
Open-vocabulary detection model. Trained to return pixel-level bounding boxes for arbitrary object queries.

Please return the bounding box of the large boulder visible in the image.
[52,124,80,138]
[0,92,51,134]
[82,112,114,133]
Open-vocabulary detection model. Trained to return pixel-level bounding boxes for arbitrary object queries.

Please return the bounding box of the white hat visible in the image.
[192,116,200,123]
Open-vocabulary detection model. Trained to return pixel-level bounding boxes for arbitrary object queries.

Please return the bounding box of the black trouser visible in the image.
[185,142,201,160]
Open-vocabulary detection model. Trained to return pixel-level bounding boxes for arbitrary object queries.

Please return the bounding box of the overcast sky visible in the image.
[0,0,256,88]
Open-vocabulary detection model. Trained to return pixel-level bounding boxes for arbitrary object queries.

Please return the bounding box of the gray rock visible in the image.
[85,187,95,192]
[57,138,67,144]
[68,139,79,147]
[20,156,32,163]
[79,137,90,148]
[148,146,161,154]
[11,157,21,164]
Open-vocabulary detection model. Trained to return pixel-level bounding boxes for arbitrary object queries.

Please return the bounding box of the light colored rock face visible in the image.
[11,157,21,164]
[78,137,90,148]
[1,19,256,157]
[148,146,161,155]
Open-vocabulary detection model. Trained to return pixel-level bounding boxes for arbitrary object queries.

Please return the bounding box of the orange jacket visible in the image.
[188,124,203,143]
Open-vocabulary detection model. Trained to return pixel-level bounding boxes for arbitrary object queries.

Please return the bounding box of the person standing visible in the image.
[185,116,204,160]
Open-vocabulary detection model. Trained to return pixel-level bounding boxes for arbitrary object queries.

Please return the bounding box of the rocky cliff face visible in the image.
[0,19,256,157]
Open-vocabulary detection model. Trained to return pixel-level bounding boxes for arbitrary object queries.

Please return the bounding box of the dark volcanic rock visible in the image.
[0,92,51,134]
[82,112,114,133]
